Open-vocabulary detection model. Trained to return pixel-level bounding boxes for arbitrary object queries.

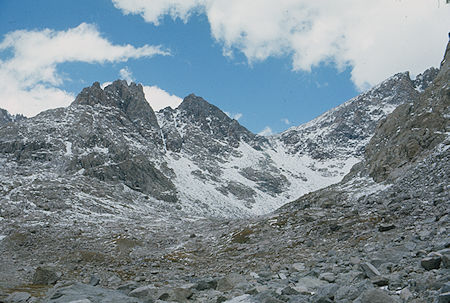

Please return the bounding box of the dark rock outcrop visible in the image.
[364,43,449,182]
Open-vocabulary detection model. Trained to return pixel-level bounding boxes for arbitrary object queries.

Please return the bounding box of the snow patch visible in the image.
[64,141,72,156]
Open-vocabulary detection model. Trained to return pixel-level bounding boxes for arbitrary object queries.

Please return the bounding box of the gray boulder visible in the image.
[357,288,398,303]
[421,255,442,270]
[217,273,247,292]
[32,266,59,285]
[128,284,159,300]
[360,262,381,279]
[45,283,141,303]
[5,292,31,303]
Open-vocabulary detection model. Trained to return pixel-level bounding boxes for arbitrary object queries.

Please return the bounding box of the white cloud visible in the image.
[225,111,242,120]
[119,66,135,83]
[258,126,273,136]
[112,0,450,90]
[281,118,290,125]
[143,85,182,110]
[0,23,169,117]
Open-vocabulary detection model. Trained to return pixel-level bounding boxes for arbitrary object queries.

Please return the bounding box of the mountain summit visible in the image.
[73,80,160,130]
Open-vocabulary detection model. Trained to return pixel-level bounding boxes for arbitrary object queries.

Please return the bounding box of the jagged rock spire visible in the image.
[73,80,160,129]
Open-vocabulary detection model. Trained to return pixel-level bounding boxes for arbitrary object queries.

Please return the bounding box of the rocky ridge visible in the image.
[0,108,25,126]
[0,65,437,217]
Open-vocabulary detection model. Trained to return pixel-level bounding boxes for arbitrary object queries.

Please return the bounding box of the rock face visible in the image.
[0,108,25,126]
[0,81,178,203]
[73,80,160,131]
[276,71,425,161]
[364,50,449,182]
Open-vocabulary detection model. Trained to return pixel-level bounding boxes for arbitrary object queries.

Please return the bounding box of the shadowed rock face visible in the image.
[0,108,26,126]
[364,42,450,182]
[73,80,160,130]
[0,81,178,203]
[177,93,267,150]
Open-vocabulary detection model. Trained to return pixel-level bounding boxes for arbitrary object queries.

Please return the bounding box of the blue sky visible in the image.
[0,0,448,134]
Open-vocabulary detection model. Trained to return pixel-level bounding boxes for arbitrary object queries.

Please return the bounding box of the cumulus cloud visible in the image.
[281,118,291,125]
[258,126,273,136]
[0,23,169,116]
[143,85,182,110]
[119,67,135,83]
[112,0,450,90]
[225,111,242,120]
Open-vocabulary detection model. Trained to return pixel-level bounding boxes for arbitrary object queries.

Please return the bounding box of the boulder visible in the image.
[421,255,441,270]
[128,284,159,300]
[217,273,247,292]
[32,266,59,285]
[360,262,381,279]
[195,278,218,291]
[44,283,140,303]
[5,292,31,303]
[357,288,398,303]
[378,224,396,232]
[439,292,450,303]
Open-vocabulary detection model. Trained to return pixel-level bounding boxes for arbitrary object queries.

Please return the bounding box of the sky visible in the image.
[0,1,449,135]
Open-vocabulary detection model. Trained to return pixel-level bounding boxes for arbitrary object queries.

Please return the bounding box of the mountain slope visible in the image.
[0,67,438,218]
[190,42,449,303]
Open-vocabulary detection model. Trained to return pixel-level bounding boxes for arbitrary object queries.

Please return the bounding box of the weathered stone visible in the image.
[371,275,389,287]
[378,224,396,232]
[222,294,254,303]
[5,292,31,303]
[88,275,100,286]
[441,282,450,293]
[294,277,327,295]
[335,281,372,301]
[438,249,450,268]
[281,286,299,296]
[400,288,413,302]
[254,291,285,303]
[217,273,247,292]
[158,287,193,303]
[116,281,140,295]
[291,263,306,272]
[32,266,58,285]
[421,255,441,270]
[128,284,159,299]
[319,272,336,283]
[361,262,381,279]
[196,279,218,291]
[313,283,340,303]
[358,288,398,303]
[438,292,450,303]
[44,283,140,303]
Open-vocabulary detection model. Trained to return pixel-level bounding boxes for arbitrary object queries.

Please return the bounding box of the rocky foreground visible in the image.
[0,45,449,303]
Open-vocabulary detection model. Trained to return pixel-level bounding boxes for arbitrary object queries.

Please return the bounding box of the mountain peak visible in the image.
[178,93,219,113]
[73,80,159,129]
[0,108,26,126]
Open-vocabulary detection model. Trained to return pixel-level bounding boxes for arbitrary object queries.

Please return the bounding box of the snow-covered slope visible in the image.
[270,69,437,187]
[0,69,437,218]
